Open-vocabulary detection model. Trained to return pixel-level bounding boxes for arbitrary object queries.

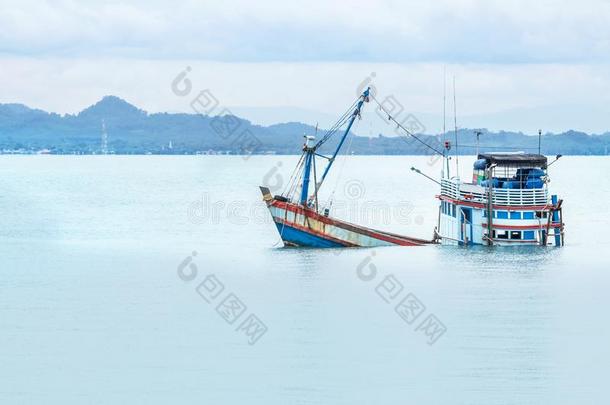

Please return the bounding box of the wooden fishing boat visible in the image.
[260,186,431,247]
[260,88,436,248]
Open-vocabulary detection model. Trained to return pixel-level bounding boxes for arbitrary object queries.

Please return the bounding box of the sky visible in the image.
[1,0,610,134]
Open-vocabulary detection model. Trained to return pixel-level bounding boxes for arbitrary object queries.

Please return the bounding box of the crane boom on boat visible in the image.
[296,87,370,205]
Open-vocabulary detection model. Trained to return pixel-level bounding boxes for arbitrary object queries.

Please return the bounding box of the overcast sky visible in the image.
[2,0,610,133]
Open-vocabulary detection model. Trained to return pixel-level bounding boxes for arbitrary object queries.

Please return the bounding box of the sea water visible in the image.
[0,155,609,404]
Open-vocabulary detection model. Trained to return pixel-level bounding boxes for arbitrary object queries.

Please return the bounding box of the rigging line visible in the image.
[370,94,444,156]
[316,97,361,148]
[272,219,287,248]
[272,206,292,248]
[321,97,359,138]
[327,118,359,208]
[283,153,304,195]
[293,157,309,202]
[318,100,365,203]
[315,92,369,194]
[315,117,349,150]
[331,97,359,128]
[284,154,306,199]
[316,118,351,150]
[314,152,331,160]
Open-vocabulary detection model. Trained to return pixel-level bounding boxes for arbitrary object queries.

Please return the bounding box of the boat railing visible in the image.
[441,178,549,206]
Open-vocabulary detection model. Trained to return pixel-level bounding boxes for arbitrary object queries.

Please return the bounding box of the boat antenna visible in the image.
[443,66,448,178]
[475,130,482,156]
[538,129,542,155]
[443,67,447,141]
[453,76,459,178]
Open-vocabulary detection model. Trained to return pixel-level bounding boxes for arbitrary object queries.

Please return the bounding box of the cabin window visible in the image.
[452,204,457,218]
[497,211,508,219]
[510,231,521,239]
[496,230,509,239]
[523,212,535,220]
[536,211,548,219]
[523,231,535,240]
[510,211,521,220]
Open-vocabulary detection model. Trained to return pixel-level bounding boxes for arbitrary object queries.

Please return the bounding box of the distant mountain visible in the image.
[1,96,609,155]
[77,96,146,120]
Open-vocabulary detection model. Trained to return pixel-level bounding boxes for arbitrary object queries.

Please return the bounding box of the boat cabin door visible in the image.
[460,207,473,246]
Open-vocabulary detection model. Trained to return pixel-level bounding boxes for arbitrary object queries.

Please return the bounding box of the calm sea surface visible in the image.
[1,155,609,404]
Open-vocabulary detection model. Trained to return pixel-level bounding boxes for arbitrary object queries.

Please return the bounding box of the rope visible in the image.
[279,97,360,205]
[271,204,291,248]
[283,153,306,201]
[316,98,359,147]
[324,118,359,211]
[370,94,444,156]
[315,96,361,149]
[271,220,287,248]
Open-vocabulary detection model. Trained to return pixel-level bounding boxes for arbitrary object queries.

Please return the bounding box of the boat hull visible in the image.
[261,187,434,248]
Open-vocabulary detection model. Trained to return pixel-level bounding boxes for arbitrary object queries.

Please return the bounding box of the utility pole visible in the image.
[101,119,108,155]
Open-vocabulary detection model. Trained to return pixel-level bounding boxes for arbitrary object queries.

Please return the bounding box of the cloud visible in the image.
[2,1,610,133]
[1,0,610,63]
[2,57,610,133]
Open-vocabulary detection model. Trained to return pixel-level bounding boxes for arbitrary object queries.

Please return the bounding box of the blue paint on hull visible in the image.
[274,222,346,248]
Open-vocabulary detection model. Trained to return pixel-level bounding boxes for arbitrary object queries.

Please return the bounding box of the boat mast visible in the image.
[294,88,370,207]
[299,137,315,205]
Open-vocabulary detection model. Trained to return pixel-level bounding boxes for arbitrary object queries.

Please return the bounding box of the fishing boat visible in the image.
[260,88,434,248]
[436,152,565,246]
[260,87,565,248]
